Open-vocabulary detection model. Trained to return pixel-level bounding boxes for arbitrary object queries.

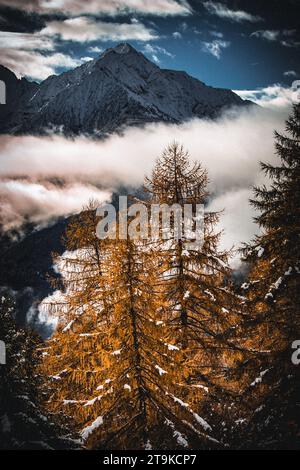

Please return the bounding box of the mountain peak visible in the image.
[113,43,135,54]
[0,44,252,136]
[100,43,137,59]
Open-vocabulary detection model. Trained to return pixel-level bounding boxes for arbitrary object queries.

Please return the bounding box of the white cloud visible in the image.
[234,83,300,110]
[143,43,174,63]
[0,16,158,80]
[0,180,110,231]
[207,188,257,268]
[0,19,158,80]
[251,30,280,42]
[0,105,292,263]
[41,17,158,42]
[173,31,182,39]
[0,31,55,50]
[180,21,188,31]
[0,49,85,80]
[80,56,94,63]
[210,31,223,38]
[280,39,300,48]
[0,0,191,16]
[201,39,230,59]
[284,70,297,77]
[88,46,104,54]
[250,29,300,48]
[203,1,262,23]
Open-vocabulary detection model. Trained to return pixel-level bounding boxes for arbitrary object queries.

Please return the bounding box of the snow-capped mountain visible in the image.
[0,43,252,136]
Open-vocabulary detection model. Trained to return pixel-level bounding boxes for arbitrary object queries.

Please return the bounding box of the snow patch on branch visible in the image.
[250,369,269,387]
[111,349,122,356]
[265,266,294,300]
[155,365,167,375]
[164,343,179,351]
[83,395,103,407]
[144,439,152,450]
[165,418,189,448]
[167,393,212,431]
[192,384,209,393]
[62,320,74,333]
[81,416,103,441]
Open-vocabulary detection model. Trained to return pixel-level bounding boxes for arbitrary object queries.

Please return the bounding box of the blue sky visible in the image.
[0,0,299,90]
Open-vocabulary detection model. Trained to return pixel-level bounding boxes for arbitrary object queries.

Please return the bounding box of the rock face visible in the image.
[0,43,251,136]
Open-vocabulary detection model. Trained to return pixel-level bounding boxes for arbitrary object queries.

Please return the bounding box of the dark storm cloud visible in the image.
[0,5,46,33]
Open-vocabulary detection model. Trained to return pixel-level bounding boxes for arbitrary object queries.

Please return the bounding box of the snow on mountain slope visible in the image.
[0,43,252,136]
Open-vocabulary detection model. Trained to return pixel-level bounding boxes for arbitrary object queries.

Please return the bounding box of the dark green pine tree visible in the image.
[239,104,300,449]
[0,294,79,449]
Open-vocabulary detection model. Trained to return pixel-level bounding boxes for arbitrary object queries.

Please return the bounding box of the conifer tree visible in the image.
[144,142,243,396]
[238,104,300,449]
[41,203,111,430]
[42,199,221,449]
[0,294,76,449]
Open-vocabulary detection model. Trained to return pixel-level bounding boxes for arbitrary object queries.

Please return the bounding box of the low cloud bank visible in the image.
[0,180,110,231]
[235,82,299,110]
[0,105,291,263]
